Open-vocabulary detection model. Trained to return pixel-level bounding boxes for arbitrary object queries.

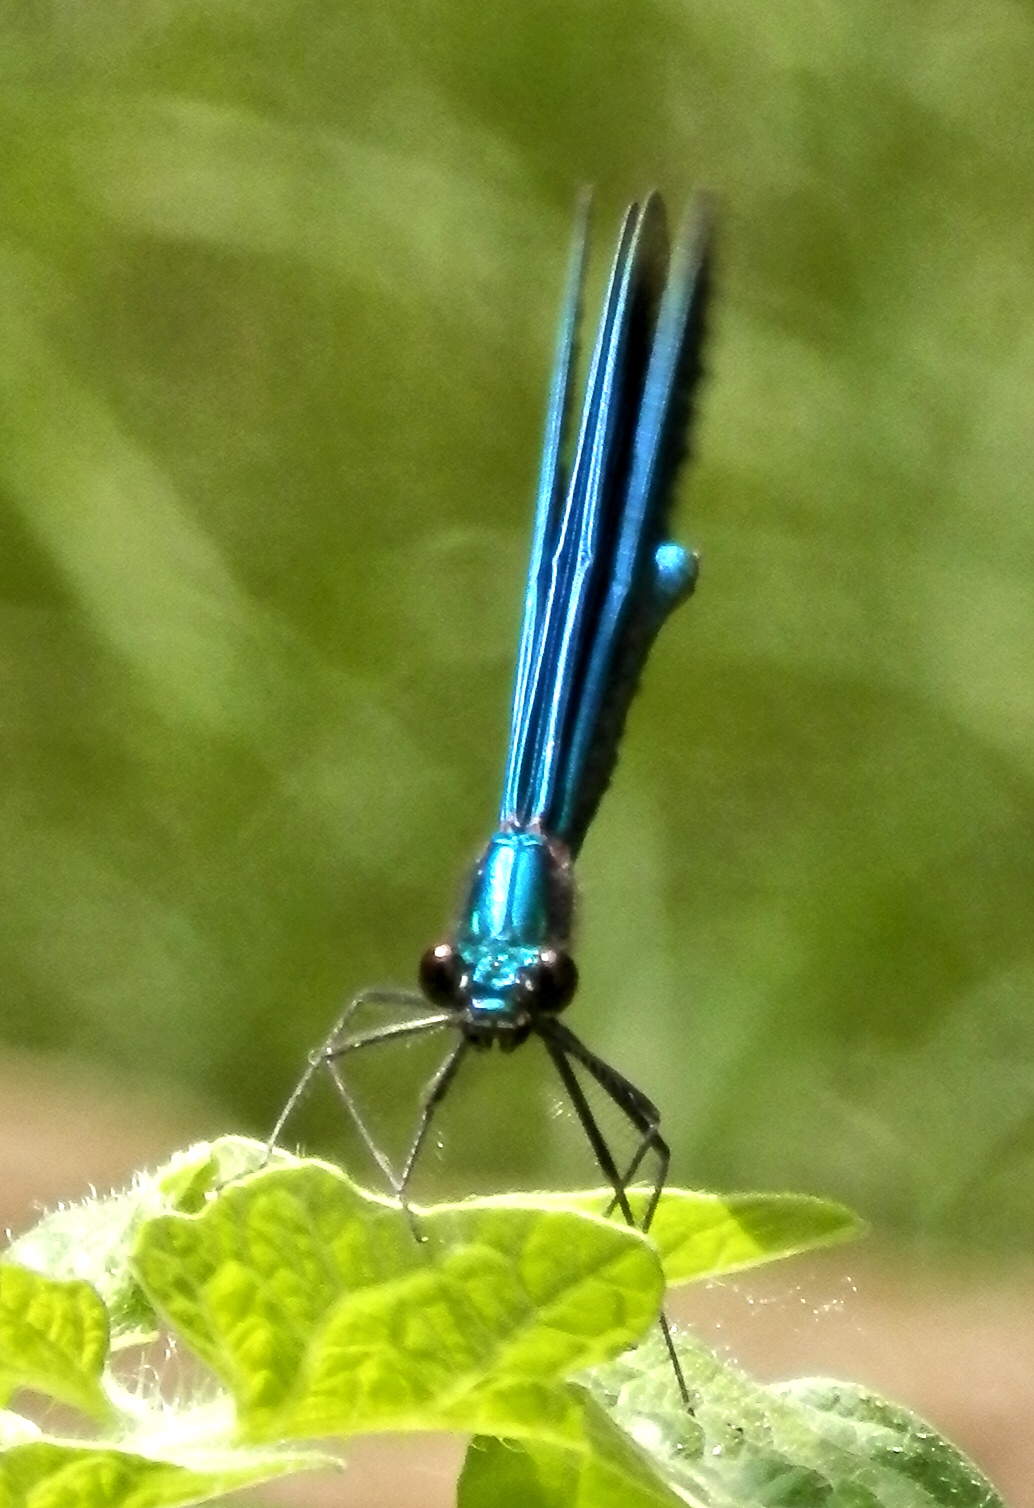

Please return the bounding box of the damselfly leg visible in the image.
[537,1017,691,1409]
[268,987,451,1222]
[540,1015,670,1230]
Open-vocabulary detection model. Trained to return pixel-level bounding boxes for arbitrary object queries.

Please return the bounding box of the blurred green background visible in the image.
[2,0,1033,1258]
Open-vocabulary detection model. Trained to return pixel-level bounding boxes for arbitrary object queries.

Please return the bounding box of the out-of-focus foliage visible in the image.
[1,1,1032,1254]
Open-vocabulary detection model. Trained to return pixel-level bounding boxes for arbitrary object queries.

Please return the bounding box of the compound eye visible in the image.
[418,941,462,1006]
[529,948,578,1013]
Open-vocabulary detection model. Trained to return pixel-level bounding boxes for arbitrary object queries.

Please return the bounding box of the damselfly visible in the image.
[274,191,712,1400]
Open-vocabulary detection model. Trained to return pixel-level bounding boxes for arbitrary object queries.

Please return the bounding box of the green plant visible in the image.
[0,1137,1004,1507]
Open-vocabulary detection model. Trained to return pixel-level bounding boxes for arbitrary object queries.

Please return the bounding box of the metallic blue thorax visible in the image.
[456,831,572,1016]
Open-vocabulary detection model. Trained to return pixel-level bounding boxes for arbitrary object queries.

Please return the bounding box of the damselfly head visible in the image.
[419,930,578,1038]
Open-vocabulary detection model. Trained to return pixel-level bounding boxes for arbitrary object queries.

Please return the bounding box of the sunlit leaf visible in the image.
[0,1265,111,1422]
[0,1437,330,1508]
[545,1188,861,1283]
[130,1149,665,1441]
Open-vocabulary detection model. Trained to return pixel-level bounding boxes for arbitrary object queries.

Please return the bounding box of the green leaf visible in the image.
[129,1152,665,1442]
[586,1330,1008,1508]
[0,1437,331,1508]
[460,1431,574,1508]
[537,1188,862,1283]
[777,1380,1007,1507]
[648,1191,862,1285]
[6,1139,285,1350]
[0,1264,111,1422]
[149,1137,289,1215]
[8,1185,158,1350]
[1,1140,975,1508]
[0,1144,349,1506]
[460,1395,694,1508]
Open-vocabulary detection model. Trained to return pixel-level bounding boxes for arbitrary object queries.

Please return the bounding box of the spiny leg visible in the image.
[541,1016,669,1230]
[540,1030,640,1226]
[394,1035,470,1239]
[269,988,452,1195]
[538,1019,692,1413]
[269,988,434,1151]
[317,1012,456,1208]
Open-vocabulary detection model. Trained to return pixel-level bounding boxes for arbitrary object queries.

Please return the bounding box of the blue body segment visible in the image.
[459,193,711,1035]
[456,832,572,1015]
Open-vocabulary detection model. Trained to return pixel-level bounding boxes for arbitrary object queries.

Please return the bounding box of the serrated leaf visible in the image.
[775,1379,1006,1507]
[0,1436,331,1508]
[589,1330,1008,1508]
[0,1264,111,1422]
[130,1157,665,1443]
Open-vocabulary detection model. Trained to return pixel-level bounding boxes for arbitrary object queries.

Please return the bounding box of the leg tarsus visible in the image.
[269,989,457,1234]
[539,1016,667,1229]
[536,1017,692,1412]
[658,1311,694,1413]
[394,1036,470,1239]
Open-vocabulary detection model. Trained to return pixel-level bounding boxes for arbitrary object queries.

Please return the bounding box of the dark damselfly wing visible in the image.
[557,201,712,848]
[498,194,712,853]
